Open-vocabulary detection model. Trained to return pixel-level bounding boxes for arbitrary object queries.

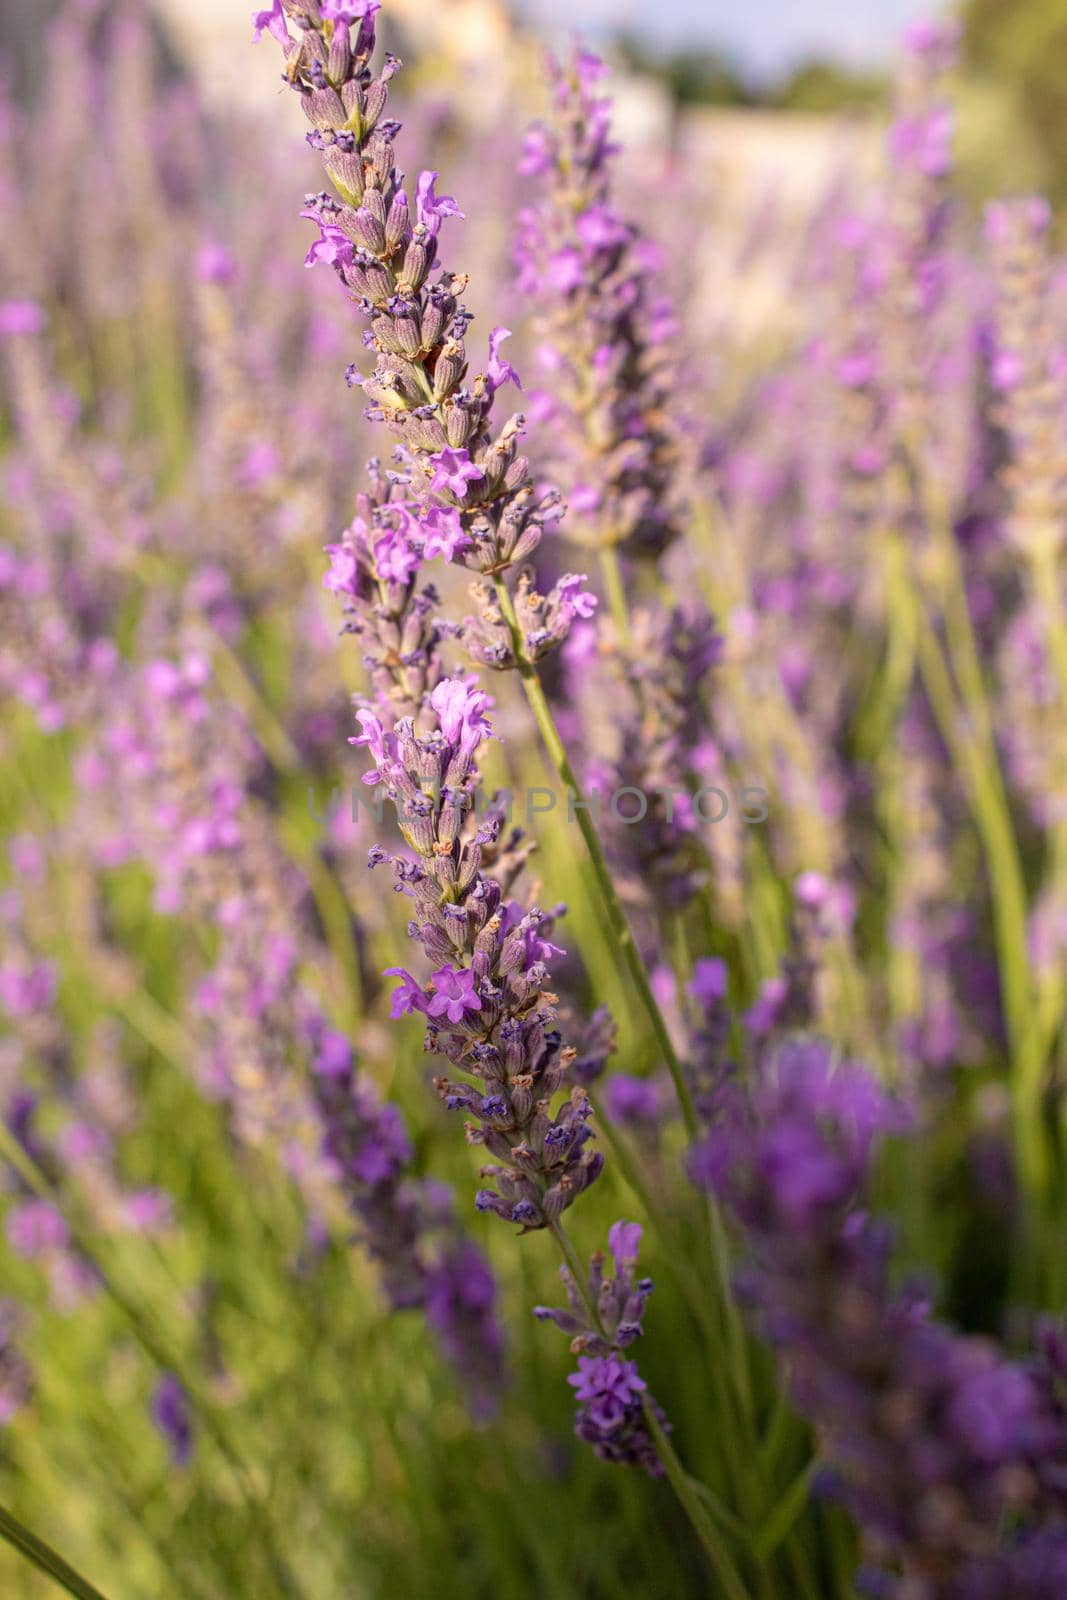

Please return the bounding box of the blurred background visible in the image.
[7,0,1067,288]
[3,1,1067,1597]
[5,0,1067,187]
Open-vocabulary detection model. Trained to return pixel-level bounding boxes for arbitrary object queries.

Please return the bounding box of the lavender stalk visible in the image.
[255,0,699,1141]
[515,47,686,612]
[694,1032,1067,1598]
[255,8,745,1546]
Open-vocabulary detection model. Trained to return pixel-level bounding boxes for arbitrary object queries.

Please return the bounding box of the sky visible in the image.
[524,0,941,81]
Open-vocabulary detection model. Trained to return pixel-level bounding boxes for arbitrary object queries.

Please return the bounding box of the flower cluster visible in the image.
[79,651,255,913]
[260,5,614,1239]
[572,602,723,916]
[310,1022,506,1419]
[251,13,613,1237]
[188,246,349,618]
[257,0,588,625]
[693,1034,1067,1596]
[151,1374,194,1467]
[516,48,684,560]
[324,456,454,723]
[361,677,606,1230]
[535,1221,667,1476]
[0,870,173,1311]
[985,197,1067,562]
[882,19,960,442]
[77,647,506,1417]
[0,312,126,734]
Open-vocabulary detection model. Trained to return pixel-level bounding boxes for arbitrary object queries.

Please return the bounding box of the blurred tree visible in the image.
[615,34,752,107]
[770,60,887,114]
[613,37,886,116]
[962,0,1067,206]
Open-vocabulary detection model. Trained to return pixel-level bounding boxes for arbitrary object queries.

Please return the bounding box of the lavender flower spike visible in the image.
[516,47,685,560]
[693,1036,1067,1596]
[151,1374,194,1467]
[310,1023,507,1419]
[535,1220,667,1476]
[985,196,1067,563]
[258,1,586,661]
[364,694,606,1231]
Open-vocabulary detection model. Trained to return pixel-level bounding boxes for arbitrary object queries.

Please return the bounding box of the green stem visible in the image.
[547,1220,751,1598]
[913,611,1043,1195]
[546,1217,592,1314]
[598,544,631,640]
[641,1402,752,1600]
[917,464,996,752]
[751,1463,817,1562]
[491,574,698,1138]
[0,1503,112,1600]
[212,639,363,1020]
[499,570,769,1495]
[587,1096,711,1327]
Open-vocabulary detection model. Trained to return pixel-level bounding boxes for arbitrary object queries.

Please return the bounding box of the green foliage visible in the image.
[962,0,1067,206]
[614,34,753,107]
[770,61,887,115]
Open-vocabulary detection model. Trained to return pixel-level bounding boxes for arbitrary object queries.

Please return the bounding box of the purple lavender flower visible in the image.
[151,1374,194,1467]
[693,1032,1067,1595]
[689,959,728,1010]
[333,594,606,1231]
[251,1,289,46]
[881,18,959,447]
[310,1029,506,1414]
[570,1353,644,1424]
[536,1221,667,1476]
[515,47,685,559]
[0,300,45,337]
[423,964,483,1025]
[428,677,493,754]
[427,447,484,500]
[586,602,722,913]
[0,959,56,1019]
[256,5,570,616]
[322,0,381,22]
[384,967,427,1019]
[5,1199,69,1258]
[415,171,463,237]
[985,197,1067,563]
[603,1073,665,1130]
[0,1302,33,1426]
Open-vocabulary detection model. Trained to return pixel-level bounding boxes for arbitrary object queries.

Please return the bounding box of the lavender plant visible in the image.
[256,3,698,1149]
[535,1220,667,1477]
[253,13,758,1573]
[78,645,508,1420]
[694,1028,1067,1598]
[5,1,1067,1596]
[515,47,685,572]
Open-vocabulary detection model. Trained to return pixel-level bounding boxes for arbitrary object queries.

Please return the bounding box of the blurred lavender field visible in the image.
[2,3,1067,1598]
